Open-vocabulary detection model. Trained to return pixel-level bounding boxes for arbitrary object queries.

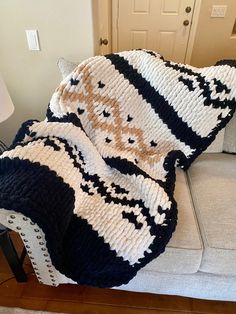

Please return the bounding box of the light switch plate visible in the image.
[211,5,227,18]
[25,30,40,51]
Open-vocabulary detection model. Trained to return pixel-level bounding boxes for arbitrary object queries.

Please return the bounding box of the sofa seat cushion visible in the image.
[188,153,236,275]
[144,169,202,274]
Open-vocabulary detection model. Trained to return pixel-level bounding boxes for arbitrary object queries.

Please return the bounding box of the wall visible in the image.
[191,0,236,67]
[0,0,94,144]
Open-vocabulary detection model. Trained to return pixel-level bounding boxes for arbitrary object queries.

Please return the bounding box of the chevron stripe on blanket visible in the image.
[0,50,235,287]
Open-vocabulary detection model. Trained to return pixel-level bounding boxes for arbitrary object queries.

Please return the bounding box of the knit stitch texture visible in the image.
[0,50,235,287]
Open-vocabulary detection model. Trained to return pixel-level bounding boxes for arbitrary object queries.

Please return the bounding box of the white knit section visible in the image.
[120,51,235,138]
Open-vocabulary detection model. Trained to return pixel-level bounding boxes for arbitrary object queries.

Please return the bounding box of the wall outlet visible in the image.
[211,5,227,18]
[25,30,40,51]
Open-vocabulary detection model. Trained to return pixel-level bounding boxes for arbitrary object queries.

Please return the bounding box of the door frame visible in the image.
[93,0,202,64]
[111,0,119,53]
[185,0,202,63]
[92,0,112,55]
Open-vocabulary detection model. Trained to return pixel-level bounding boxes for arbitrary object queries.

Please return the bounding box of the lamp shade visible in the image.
[0,74,14,123]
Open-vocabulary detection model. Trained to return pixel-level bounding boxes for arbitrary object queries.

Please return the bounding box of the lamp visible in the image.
[0,74,14,123]
[0,74,14,152]
[0,77,26,266]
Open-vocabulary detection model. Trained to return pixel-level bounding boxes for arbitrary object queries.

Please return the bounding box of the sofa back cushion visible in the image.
[205,130,225,153]
[57,58,78,79]
[223,112,236,153]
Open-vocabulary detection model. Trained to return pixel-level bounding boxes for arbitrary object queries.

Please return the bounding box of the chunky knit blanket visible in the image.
[0,50,235,287]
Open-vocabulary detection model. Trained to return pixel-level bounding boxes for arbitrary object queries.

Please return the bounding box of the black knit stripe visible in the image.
[47,107,85,132]
[104,156,165,189]
[135,48,160,58]
[215,60,236,68]
[11,120,38,148]
[105,53,205,150]
[0,157,75,269]
[62,215,136,287]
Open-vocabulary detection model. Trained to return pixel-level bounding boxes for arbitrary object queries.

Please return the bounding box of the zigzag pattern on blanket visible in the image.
[0,50,235,287]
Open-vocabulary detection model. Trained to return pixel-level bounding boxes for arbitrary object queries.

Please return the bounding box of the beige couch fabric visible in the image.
[188,153,236,275]
[119,270,236,301]
[223,112,236,153]
[205,130,225,153]
[57,58,78,79]
[144,169,202,274]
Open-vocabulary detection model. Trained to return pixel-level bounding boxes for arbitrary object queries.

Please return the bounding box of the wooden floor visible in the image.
[0,232,235,314]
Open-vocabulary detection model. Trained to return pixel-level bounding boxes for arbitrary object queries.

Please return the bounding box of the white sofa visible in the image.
[0,113,235,301]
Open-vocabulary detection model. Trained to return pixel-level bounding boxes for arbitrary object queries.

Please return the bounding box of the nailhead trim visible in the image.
[34,229,39,232]
[20,233,25,236]
[10,215,15,219]
[36,236,41,239]
[16,226,21,230]
[8,220,13,224]
[23,217,28,221]
[41,248,46,251]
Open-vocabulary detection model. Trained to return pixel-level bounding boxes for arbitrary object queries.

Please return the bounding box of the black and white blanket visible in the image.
[0,50,235,287]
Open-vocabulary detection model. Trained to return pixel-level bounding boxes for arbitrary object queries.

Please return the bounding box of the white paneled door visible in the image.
[114,0,195,63]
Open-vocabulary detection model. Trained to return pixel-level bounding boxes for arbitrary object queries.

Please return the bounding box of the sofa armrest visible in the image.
[0,207,75,286]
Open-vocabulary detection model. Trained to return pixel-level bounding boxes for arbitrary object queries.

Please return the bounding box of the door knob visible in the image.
[185,6,191,13]
[183,20,190,26]
[100,38,108,46]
